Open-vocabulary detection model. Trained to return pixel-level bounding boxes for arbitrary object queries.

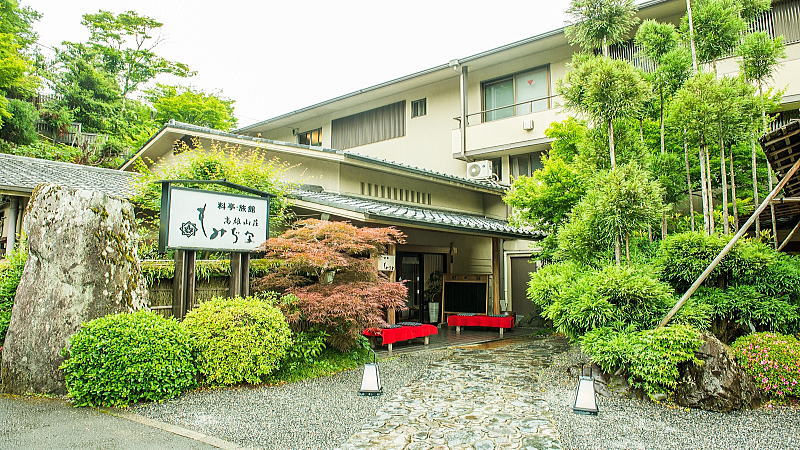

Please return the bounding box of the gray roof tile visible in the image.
[291,188,543,239]
[0,153,137,198]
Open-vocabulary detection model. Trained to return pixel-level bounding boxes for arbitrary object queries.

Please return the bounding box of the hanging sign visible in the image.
[378,254,396,272]
[159,186,270,252]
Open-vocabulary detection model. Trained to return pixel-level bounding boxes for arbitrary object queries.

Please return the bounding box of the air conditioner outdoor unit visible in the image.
[522,119,535,131]
[466,160,493,180]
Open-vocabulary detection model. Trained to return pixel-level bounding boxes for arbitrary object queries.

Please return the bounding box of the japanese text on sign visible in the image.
[165,187,269,252]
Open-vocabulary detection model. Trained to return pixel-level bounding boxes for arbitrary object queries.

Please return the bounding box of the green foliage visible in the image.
[276,328,329,373]
[0,242,26,344]
[139,258,280,287]
[732,332,800,398]
[145,84,236,130]
[565,0,639,54]
[737,31,786,85]
[182,296,292,386]
[267,340,371,384]
[559,54,650,127]
[685,0,747,66]
[131,144,292,235]
[0,98,37,145]
[545,117,588,162]
[636,20,679,61]
[581,324,703,399]
[535,263,675,338]
[2,139,82,163]
[557,163,664,264]
[61,311,197,407]
[77,10,192,97]
[505,156,587,232]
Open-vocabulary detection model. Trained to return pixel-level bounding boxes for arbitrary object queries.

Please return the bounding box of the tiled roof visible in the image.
[0,153,137,198]
[291,188,543,239]
[131,121,505,193]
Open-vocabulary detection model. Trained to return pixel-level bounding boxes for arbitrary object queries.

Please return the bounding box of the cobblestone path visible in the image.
[343,336,569,450]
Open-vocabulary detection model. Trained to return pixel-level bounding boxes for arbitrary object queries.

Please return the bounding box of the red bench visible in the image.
[447,314,515,336]
[363,324,438,353]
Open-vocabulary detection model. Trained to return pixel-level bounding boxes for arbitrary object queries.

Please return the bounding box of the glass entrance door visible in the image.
[397,253,422,322]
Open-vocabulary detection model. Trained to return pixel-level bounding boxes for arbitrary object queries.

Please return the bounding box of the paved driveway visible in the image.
[0,395,218,449]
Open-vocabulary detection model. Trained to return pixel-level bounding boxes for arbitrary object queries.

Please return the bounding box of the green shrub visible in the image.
[182,296,291,386]
[694,286,800,342]
[0,244,27,345]
[540,264,675,338]
[659,232,731,289]
[279,328,328,372]
[0,99,39,145]
[732,332,800,398]
[581,324,703,399]
[61,311,197,407]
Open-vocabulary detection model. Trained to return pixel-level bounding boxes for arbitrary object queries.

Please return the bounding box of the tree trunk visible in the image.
[603,38,609,58]
[720,139,730,234]
[686,0,698,74]
[699,146,710,234]
[706,148,715,233]
[752,138,761,234]
[730,150,739,232]
[625,232,631,263]
[608,119,617,169]
[660,91,665,155]
[685,133,696,232]
[614,234,622,265]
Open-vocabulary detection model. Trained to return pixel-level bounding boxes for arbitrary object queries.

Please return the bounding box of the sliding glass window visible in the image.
[482,66,549,122]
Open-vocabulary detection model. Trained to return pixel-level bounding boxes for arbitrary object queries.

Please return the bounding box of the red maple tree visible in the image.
[255,219,407,350]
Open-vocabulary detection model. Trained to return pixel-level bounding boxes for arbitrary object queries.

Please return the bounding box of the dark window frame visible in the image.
[297,127,322,146]
[480,64,551,122]
[411,98,427,118]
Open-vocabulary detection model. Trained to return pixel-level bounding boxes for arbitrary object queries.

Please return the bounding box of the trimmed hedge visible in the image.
[182,296,291,386]
[61,311,197,407]
[732,332,800,399]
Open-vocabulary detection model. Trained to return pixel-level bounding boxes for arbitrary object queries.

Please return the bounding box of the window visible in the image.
[411,98,427,118]
[510,152,543,178]
[489,157,502,180]
[331,101,406,149]
[297,128,322,146]
[482,66,549,122]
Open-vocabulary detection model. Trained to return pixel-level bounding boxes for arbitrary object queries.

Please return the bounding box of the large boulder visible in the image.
[674,333,763,412]
[1,184,147,395]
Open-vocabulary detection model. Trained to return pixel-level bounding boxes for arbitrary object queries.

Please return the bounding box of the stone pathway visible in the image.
[343,336,570,449]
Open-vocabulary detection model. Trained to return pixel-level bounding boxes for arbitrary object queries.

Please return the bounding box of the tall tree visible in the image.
[75,10,193,98]
[144,84,237,130]
[565,0,639,56]
[685,0,747,73]
[559,55,650,169]
[0,0,40,125]
[738,31,786,236]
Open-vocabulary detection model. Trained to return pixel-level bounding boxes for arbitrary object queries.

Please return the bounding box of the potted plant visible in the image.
[424,271,443,323]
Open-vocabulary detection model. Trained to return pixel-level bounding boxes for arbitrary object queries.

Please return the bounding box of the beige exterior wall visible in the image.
[257,76,466,176]
[717,41,800,104]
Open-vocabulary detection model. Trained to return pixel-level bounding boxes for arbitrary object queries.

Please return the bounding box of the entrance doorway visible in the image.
[509,255,542,326]
[396,252,446,323]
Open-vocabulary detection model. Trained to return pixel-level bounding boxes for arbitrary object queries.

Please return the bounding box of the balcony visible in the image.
[451,95,563,158]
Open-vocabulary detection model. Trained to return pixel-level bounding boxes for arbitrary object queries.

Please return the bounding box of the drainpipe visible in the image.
[7,197,19,253]
[459,64,470,162]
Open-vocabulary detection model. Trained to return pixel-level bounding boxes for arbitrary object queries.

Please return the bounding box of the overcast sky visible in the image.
[26,0,578,128]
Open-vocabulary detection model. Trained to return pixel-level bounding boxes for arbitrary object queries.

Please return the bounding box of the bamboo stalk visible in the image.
[685,135,696,232]
[730,151,739,232]
[659,157,800,328]
[720,139,730,234]
[778,219,800,252]
[699,147,710,234]
[752,138,761,234]
[706,148,715,233]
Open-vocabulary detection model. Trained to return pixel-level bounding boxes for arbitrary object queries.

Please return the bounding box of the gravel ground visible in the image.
[134,349,450,449]
[537,344,800,450]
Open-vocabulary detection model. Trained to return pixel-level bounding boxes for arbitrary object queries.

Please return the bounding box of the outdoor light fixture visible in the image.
[358,349,382,396]
[572,365,598,415]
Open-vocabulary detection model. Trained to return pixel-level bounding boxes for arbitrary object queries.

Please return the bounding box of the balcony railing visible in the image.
[36,121,109,151]
[453,94,561,127]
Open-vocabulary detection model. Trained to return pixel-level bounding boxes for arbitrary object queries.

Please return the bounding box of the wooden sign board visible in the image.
[378,254,396,272]
[160,186,269,253]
